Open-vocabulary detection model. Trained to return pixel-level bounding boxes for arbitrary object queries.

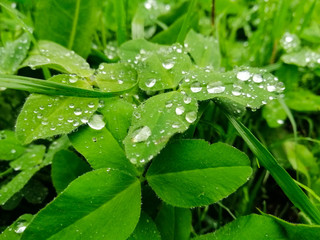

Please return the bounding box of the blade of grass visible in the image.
[114,0,127,46]
[0,74,135,98]
[176,0,197,44]
[226,113,320,224]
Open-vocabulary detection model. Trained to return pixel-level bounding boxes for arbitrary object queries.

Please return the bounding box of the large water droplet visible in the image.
[183,96,192,104]
[185,111,197,123]
[88,114,105,130]
[207,83,225,94]
[252,74,263,83]
[190,82,202,93]
[132,126,152,143]
[145,78,156,88]
[236,71,251,81]
[175,106,185,115]
[162,60,175,70]
[267,85,276,92]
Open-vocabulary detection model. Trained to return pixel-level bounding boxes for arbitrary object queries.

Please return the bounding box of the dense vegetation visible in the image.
[1,0,320,239]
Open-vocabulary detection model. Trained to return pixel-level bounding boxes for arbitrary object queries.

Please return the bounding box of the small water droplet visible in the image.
[252,74,263,83]
[88,102,95,108]
[172,123,180,128]
[162,60,175,70]
[267,85,276,92]
[236,71,251,81]
[175,106,185,115]
[190,82,202,93]
[69,104,75,109]
[145,78,156,88]
[74,108,82,116]
[183,96,192,104]
[207,83,225,94]
[185,111,197,123]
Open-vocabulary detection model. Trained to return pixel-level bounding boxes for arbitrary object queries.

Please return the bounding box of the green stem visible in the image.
[226,113,320,224]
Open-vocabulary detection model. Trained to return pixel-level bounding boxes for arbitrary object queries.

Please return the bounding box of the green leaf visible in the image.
[43,136,71,166]
[21,169,141,240]
[22,41,93,77]
[95,63,137,92]
[285,88,320,111]
[69,126,136,175]
[0,130,25,161]
[15,75,99,144]
[0,33,30,74]
[99,98,135,144]
[128,212,161,240]
[123,91,198,165]
[34,0,102,58]
[10,145,46,171]
[147,140,252,207]
[180,67,285,111]
[51,150,91,193]
[262,100,287,128]
[155,203,191,240]
[282,47,320,70]
[22,179,48,204]
[184,30,221,68]
[119,40,192,91]
[0,214,34,240]
[0,74,133,98]
[193,214,285,240]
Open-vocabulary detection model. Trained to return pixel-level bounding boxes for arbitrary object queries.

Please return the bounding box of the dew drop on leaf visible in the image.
[145,78,157,88]
[207,83,226,94]
[88,114,105,130]
[190,82,202,93]
[252,74,263,83]
[131,126,152,143]
[175,106,185,115]
[236,71,251,81]
[185,111,197,123]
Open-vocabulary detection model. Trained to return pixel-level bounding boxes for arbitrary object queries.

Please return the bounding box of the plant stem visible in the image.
[226,113,320,224]
[176,0,197,44]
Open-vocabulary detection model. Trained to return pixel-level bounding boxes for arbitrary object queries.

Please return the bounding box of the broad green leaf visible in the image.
[21,169,141,240]
[128,212,161,240]
[0,214,34,240]
[43,136,71,166]
[285,88,320,111]
[147,140,252,207]
[99,98,135,144]
[119,40,192,91]
[193,214,285,240]
[282,47,320,70]
[193,214,320,240]
[0,130,25,161]
[10,145,46,171]
[180,67,285,111]
[22,41,93,77]
[0,167,41,205]
[155,203,191,240]
[51,150,91,193]
[185,30,221,68]
[15,74,99,144]
[34,0,102,58]
[69,126,136,175]
[123,91,198,165]
[262,100,287,128]
[0,33,30,74]
[95,63,137,92]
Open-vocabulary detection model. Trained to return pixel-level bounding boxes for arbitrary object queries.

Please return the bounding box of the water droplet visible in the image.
[190,82,202,93]
[252,74,263,83]
[88,114,105,130]
[74,108,82,116]
[145,78,156,88]
[165,101,173,108]
[267,85,276,92]
[132,126,151,143]
[236,71,251,81]
[80,117,89,123]
[11,149,16,154]
[183,96,192,104]
[172,123,180,128]
[88,102,95,108]
[175,106,185,115]
[130,158,137,164]
[277,119,284,124]
[207,83,225,94]
[69,75,78,83]
[162,60,175,70]
[69,103,75,109]
[185,111,197,123]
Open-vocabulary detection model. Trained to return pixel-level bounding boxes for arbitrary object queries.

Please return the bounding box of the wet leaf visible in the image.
[21,169,141,240]
[22,41,93,77]
[282,47,320,70]
[262,100,287,128]
[285,88,320,111]
[15,74,99,144]
[147,140,252,207]
[0,130,25,161]
[123,91,198,165]
[10,145,46,171]
[128,212,161,240]
[0,214,33,240]
[69,126,136,176]
[180,66,285,112]
[0,33,30,74]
